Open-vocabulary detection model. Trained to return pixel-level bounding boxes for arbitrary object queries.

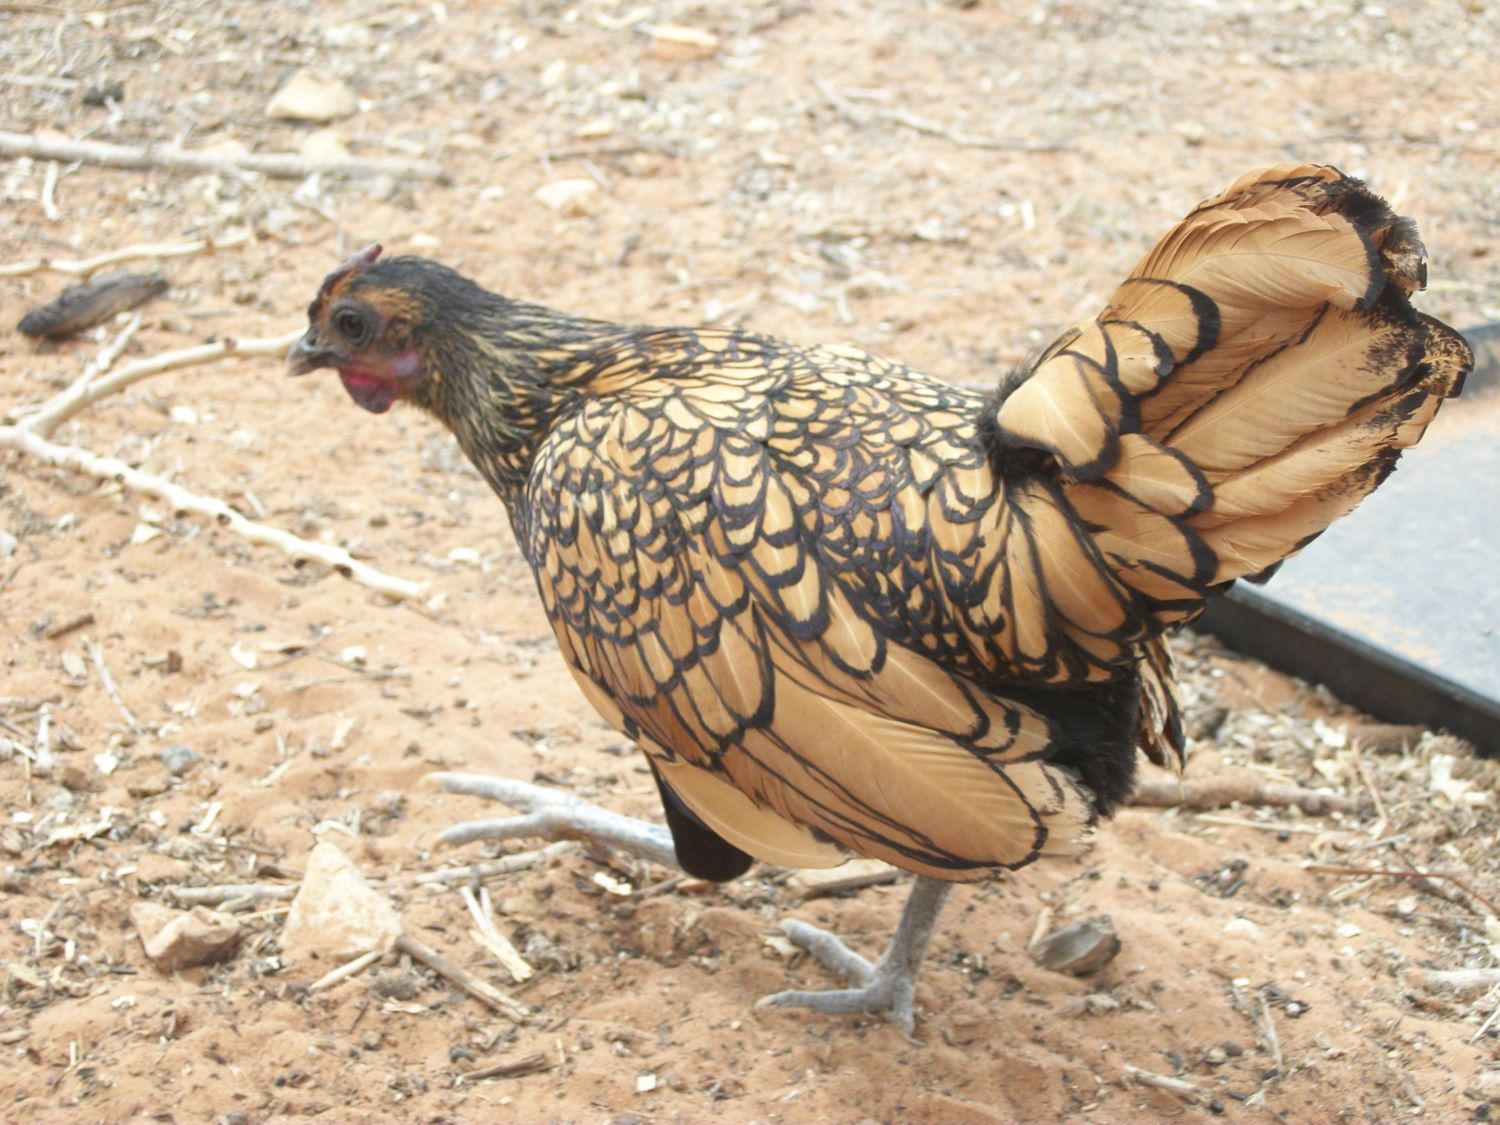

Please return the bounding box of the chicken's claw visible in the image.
[755,875,952,1036]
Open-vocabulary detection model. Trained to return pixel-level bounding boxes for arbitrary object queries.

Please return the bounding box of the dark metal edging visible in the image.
[1196,587,1500,758]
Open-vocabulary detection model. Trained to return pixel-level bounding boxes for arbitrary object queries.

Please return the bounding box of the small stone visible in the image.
[1224,917,1262,941]
[158,744,200,776]
[372,970,425,1000]
[280,841,403,969]
[646,25,720,60]
[82,80,124,107]
[266,69,357,123]
[574,117,616,140]
[1028,915,1121,976]
[1223,1040,1245,1057]
[132,851,192,884]
[1175,121,1207,146]
[533,178,602,216]
[131,901,243,972]
[53,763,93,792]
[299,128,352,161]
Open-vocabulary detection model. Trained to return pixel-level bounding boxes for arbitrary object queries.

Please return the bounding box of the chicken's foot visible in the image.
[428,773,678,868]
[431,772,951,1033]
[756,875,952,1036]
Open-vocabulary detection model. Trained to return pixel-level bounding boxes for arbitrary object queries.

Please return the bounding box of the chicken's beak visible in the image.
[287,329,346,376]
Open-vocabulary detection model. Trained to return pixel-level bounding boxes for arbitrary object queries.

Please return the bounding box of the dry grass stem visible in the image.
[0,129,449,184]
[86,637,141,732]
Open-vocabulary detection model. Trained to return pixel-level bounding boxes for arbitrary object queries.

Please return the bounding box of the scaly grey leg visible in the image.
[757,875,953,1035]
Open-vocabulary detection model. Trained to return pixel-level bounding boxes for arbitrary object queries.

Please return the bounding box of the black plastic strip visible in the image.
[1196,587,1499,758]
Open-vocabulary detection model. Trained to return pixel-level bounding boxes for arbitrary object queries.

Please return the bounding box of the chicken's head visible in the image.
[288,243,429,414]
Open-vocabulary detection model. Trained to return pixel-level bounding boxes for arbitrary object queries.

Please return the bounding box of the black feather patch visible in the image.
[650,763,755,882]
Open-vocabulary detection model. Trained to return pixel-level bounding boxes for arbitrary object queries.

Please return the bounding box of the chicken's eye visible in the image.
[334,308,371,344]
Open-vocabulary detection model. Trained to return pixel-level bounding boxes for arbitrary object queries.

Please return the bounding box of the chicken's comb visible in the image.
[319,243,383,300]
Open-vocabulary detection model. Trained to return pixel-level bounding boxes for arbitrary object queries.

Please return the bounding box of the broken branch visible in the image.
[0,129,449,185]
[165,882,298,907]
[1120,1063,1199,1098]
[309,949,382,993]
[411,841,581,886]
[13,329,303,437]
[460,1051,555,1082]
[1131,776,1361,816]
[460,884,534,982]
[395,932,529,1022]
[1415,967,1500,996]
[0,425,428,601]
[0,230,255,279]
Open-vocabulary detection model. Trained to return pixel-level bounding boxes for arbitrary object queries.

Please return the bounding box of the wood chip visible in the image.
[646,25,720,60]
[786,859,900,899]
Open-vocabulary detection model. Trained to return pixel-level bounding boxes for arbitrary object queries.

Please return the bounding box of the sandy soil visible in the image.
[2,1,1498,1122]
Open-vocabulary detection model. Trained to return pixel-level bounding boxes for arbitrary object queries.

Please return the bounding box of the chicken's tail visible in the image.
[988,165,1471,671]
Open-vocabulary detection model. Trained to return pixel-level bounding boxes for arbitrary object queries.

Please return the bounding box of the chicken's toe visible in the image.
[755,875,952,1035]
[427,772,678,868]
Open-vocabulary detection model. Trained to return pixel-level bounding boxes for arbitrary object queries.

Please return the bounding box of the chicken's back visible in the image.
[525,329,1160,878]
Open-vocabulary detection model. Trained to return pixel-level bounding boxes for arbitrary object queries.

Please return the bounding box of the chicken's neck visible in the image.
[414,299,628,504]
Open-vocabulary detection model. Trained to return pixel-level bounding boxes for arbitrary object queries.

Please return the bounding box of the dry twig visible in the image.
[412,842,581,886]
[308,949,382,993]
[165,882,297,907]
[1414,967,1500,995]
[0,129,449,184]
[460,1051,555,1081]
[43,612,94,640]
[33,702,53,775]
[1131,776,1361,816]
[0,425,427,601]
[39,161,61,222]
[1304,863,1500,915]
[11,329,302,437]
[1120,1063,1199,1098]
[460,884,534,982]
[814,79,1071,153]
[395,932,529,1021]
[0,231,254,279]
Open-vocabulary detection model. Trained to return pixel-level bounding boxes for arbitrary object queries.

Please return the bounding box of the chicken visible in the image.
[290,165,1471,1032]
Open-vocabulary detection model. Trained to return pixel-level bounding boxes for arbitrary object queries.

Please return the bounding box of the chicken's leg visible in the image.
[430,773,677,867]
[757,875,951,1036]
[430,772,949,1033]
